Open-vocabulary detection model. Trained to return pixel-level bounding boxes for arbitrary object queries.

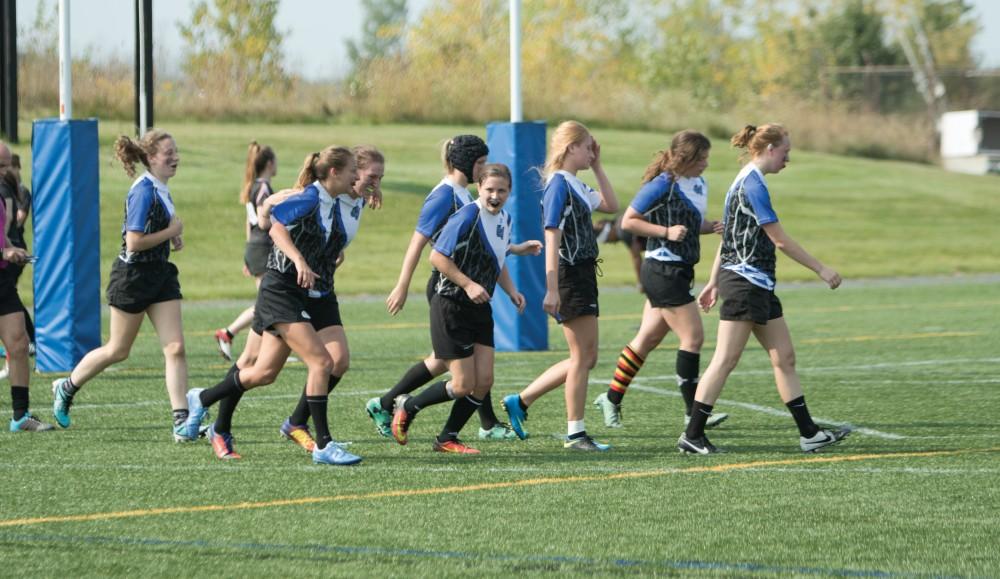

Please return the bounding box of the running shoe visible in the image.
[677,433,719,455]
[365,397,393,437]
[10,413,54,433]
[280,418,317,452]
[183,388,208,441]
[478,422,518,440]
[593,393,623,428]
[214,329,233,362]
[312,442,362,465]
[390,394,413,445]
[564,434,611,451]
[685,412,730,430]
[501,393,528,440]
[433,439,481,454]
[208,424,241,460]
[51,378,73,428]
[800,426,852,453]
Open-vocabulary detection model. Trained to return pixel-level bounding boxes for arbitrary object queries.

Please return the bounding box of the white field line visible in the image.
[620,382,907,440]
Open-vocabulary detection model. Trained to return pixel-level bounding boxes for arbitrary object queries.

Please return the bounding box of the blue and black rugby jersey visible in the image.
[245,179,273,246]
[630,172,708,265]
[267,182,364,297]
[433,199,512,305]
[118,172,175,264]
[542,170,603,266]
[719,163,779,290]
[415,177,475,245]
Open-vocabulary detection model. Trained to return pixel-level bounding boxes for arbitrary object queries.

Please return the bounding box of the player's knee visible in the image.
[772,349,796,371]
[162,340,186,359]
[331,356,349,376]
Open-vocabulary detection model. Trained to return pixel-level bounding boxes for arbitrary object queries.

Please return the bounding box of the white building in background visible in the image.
[940,110,1000,175]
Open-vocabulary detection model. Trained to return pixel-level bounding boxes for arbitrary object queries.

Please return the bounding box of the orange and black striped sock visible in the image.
[607,345,645,405]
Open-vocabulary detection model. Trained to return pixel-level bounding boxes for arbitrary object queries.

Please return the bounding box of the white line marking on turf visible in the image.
[618,382,907,440]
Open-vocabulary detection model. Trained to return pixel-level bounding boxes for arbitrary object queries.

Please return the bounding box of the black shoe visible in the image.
[677,433,718,455]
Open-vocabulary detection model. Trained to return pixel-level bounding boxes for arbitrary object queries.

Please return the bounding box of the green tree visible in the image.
[346,0,408,73]
[178,0,290,97]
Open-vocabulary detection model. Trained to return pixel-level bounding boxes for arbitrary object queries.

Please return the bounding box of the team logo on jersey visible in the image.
[496,223,505,239]
[351,205,361,220]
[694,183,704,196]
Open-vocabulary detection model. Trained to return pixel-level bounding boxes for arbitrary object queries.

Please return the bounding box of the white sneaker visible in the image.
[800,426,852,453]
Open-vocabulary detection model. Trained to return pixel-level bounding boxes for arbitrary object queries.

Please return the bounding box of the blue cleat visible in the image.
[312,442,362,466]
[501,394,528,440]
[181,388,207,441]
[10,412,55,433]
[51,378,73,428]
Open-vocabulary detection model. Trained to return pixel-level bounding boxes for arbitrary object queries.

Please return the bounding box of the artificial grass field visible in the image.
[1,276,998,577]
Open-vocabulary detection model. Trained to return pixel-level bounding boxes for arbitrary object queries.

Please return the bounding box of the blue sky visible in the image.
[15,0,1000,80]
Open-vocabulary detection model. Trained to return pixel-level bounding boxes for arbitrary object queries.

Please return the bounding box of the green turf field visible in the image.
[2,276,998,577]
[12,120,1000,301]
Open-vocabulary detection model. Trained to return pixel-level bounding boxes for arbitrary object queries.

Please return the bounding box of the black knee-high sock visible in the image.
[199,368,244,409]
[289,386,310,426]
[288,375,341,427]
[308,395,332,449]
[439,394,483,442]
[213,389,245,434]
[11,386,28,420]
[477,391,500,429]
[403,381,453,415]
[685,401,714,439]
[676,350,700,416]
[380,361,435,410]
[785,396,820,437]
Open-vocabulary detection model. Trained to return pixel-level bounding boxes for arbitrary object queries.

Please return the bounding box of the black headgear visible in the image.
[446,135,489,183]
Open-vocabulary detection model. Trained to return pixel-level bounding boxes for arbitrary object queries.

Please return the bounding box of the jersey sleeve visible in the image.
[270,189,318,226]
[124,179,156,232]
[415,186,455,238]
[542,174,570,230]
[743,173,778,225]
[434,204,478,258]
[630,176,668,214]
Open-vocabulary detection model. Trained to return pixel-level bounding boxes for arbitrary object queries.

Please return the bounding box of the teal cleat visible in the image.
[501,394,528,440]
[51,378,73,428]
[365,397,393,438]
[478,422,519,440]
[10,412,55,433]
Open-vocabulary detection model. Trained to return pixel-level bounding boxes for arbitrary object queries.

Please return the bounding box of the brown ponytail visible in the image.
[295,146,353,189]
[731,124,787,163]
[241,141,276,204]
[642,130,712,183]
[114,128,172,178]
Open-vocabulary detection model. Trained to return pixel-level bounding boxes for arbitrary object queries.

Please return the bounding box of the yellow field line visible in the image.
[2,447,995,529]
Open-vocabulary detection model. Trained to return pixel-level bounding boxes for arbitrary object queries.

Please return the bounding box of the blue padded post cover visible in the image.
[31,119,101,372]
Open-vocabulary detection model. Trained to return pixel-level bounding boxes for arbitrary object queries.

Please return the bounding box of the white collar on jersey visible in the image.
[441,176,473,202]
[136,171,174,216]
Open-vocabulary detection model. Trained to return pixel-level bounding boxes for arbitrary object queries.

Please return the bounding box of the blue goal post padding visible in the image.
[487,121,547,352]
[31,119,102,372]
